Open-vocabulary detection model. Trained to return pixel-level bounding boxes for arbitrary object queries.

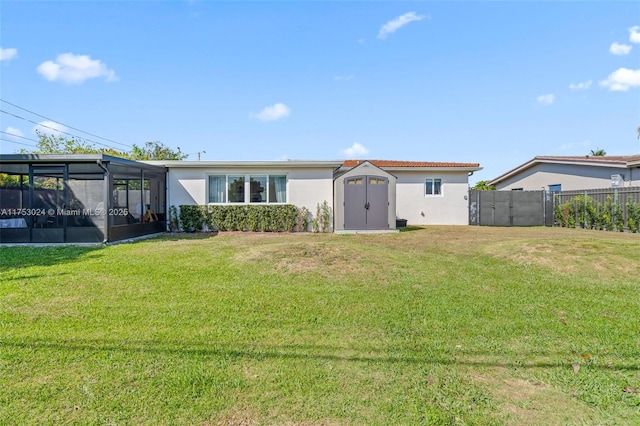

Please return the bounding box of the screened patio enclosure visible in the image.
[0,154,166,243]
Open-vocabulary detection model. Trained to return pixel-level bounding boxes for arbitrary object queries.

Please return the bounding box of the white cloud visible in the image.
[33,121,68,137]
[569,80,592,91]
[629,26,640,44]
[253,103,291,122]
[378,12,428,40]
[340,142,369,158]
[0,47,17,61]
[5,126,24,138]
[610,42,632,55]
[37,53,118,84]
[536,94,555,105]
[333,75,354,81]
[599,67,640,91]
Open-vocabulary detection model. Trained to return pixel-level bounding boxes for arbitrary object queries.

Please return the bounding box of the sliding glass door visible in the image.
[31,166,66,243]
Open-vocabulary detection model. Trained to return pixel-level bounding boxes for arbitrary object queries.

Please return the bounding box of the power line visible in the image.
[0,130,40,143]
[0,109,128,153]
[0,137,38,148]
[0,98,132,149]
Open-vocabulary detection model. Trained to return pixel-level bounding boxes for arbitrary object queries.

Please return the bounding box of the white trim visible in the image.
[425,177,443,197]
[146,160,343,169]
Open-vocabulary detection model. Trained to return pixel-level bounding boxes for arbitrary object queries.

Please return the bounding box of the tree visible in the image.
[471,180,495,190]
[22,131,129,157]
[21,132,185,160]
[129,141,187,160]
[590,148,606,156]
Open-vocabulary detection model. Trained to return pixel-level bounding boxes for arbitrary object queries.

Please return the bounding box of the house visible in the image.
[489,155,640,191]
[158,159,481,231]
[0,154,481,243]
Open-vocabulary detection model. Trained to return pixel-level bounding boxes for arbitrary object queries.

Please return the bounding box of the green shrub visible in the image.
[556,193,639,233]
[554,201,575,228]
[200,204,299,232]
[312,201,331,233]
[573,195,598,229]
[296,206,311,232]
[204,205,226,231]
[601,195,623,232]
[168,205,180,232]
[626,198,640,233]
[178,205,204,232]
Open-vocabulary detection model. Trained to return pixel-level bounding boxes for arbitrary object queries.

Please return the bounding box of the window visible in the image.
[268,175,286,203]
[548,184,561,192]
[208,176,225,203]
[208,174,287,204]
[250,176,266,203]
[228,175,245,203]
[425,178,442,196]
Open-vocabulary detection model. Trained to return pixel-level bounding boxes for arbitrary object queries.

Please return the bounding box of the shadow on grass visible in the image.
[0,246,104,271]
[0,232,220,270]
[399,225,424,233]
[3,338,638,372]
[159,231,219,242]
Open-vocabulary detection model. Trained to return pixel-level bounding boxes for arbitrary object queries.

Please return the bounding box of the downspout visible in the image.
[96,160,109,243]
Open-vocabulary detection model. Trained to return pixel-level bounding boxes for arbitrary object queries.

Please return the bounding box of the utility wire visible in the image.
[0,109,127,152]
[0,130,40,143]
[0,137,38,148]
[0,98,132,149]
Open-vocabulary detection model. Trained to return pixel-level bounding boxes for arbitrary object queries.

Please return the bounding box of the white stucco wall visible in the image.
[394,171,470,225]
[495,163,633,191]
[166,166,335,213]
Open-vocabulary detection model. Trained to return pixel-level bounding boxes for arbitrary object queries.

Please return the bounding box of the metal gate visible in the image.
[469,190,554,226]
[344,175,389,230]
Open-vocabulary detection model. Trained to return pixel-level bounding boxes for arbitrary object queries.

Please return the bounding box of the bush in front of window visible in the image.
[190,204,299,232]
[178,205,205,232]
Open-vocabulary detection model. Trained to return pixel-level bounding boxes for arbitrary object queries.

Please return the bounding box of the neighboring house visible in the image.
[489,155,640,191]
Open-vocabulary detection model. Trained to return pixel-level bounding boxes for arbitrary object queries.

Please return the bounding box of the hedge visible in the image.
[178,204,303,232]
[554,194,638,232]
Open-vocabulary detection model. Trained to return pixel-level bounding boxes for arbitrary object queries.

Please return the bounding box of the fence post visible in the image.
[477,190,480,226]
[542,189,547,226]
[614,188,618,232]
[584,190,588,229]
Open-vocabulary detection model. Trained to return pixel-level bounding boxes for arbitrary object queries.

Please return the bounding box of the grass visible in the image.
[1,226,639,425]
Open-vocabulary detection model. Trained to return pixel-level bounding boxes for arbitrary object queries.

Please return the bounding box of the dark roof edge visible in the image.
[0,154,167,171]
[489,155,636,185]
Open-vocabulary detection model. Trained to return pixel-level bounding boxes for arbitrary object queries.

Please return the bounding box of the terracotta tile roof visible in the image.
[342,159,480,168]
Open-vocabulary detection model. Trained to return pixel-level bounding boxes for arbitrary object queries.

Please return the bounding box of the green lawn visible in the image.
[1,227,639,425]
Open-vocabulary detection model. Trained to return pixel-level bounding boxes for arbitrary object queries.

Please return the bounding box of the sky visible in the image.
[1,1,639,184]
